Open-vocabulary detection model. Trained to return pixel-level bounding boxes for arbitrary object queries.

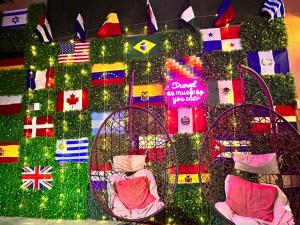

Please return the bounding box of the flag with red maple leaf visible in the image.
[57,89,88,112]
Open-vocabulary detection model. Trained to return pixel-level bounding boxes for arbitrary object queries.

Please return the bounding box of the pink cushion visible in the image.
[113,155,145,173]
[226,175,278,222]
[115,176,156,210]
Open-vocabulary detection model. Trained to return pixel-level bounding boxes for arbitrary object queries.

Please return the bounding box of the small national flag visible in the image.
[91,62,126,86]
[0,53,24,71]
[0,142,19,164]
[146,0,158,34]
[132,83,164,106]
[274,105,297,129]
[247,49,290,75]
[169,164,209,184]
[214,0,236,27]
[91,164,112,190]
[55,137,89,163]
[27,103,41,112]
[165,55,203,79]
[179,0,196,30]
[166,107,207,134]
[91,112,111,135]
[23,116,54,138]
[74,11,86,42]
[128,33,161,57]
[200,25,241,51]
[56,89,88,112]
[35,16,53,43]
[58,41,90,64]
[207,80,244,104]
[26,68,55,90]
[21,166,53,190]
[1,8,28,28]
[97,13,122,38]
[0,95,22,115]
[261,0,285,19]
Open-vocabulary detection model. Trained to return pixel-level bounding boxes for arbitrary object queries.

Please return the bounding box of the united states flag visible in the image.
[21,166,53,190]
[58,41,90,64]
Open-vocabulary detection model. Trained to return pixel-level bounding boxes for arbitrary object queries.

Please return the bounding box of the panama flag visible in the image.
[26,68,55,90]
[91,112,111,135]
[74,11,86,42]
[166,107,207,134]
[1,8,28,28]
[56,89,88,112]
[23,116,54,138]
[146,0,158,34]
[214,0,236,27]
[207,80,244,104]
[35,16,53,43]
[247,49,290,75]
[0,95,22,115]
[201,25,241,51]
[97,13,122,38]
[91,164,112,190]
[21,166,53,190]
[55,137,89,163]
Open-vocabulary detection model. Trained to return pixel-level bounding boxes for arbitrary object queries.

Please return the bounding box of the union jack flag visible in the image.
[21,166,53,190]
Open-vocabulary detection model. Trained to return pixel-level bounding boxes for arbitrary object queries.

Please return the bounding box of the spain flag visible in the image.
[0,142,19,163]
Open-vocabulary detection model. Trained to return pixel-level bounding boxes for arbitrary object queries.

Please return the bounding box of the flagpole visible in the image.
[128,69,135,152]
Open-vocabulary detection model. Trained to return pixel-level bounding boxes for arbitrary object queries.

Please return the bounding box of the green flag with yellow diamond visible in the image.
[127,33,162,58]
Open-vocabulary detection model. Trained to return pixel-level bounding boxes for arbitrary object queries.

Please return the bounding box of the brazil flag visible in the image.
[127,33,162,58]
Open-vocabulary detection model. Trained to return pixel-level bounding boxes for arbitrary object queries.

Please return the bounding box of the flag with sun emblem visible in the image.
[55,137,89,163]
[128,33,161,58]
[207,79,243,105]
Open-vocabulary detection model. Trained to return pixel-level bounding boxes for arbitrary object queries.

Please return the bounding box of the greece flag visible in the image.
[55,137,89,163]
[1,8,28,28]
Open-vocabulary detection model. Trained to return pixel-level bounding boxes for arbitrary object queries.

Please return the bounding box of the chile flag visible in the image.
[214,0,236,27]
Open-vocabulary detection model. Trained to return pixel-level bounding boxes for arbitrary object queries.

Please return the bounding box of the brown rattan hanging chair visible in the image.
[198,65,300,224]
[89,106,177,223]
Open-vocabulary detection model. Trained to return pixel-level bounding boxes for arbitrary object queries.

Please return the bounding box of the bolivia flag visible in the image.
[132,83,164,106]
[169,164,210,184]
[0,142,19,164]
[97,13,122,38]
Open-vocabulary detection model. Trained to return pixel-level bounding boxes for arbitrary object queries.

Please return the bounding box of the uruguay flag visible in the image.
[35,16,53,43]
[1,8,28,28]
[247,49,290,75]
[214,0,236,27]
[74,11,86,42]
[146,0,158,35]
[261,0,285,19]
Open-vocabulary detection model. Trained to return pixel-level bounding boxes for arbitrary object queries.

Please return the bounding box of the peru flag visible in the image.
[56,89,88,112]
[166,107,207,134]
[0,95,22,115]
[23,116,54,138]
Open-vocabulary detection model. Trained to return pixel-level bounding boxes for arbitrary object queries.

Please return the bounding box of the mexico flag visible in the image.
[0,142,19,164]
[0,95,22,115]
[23,116,54,138]
[166,107,207,134]
[56,89,88,112]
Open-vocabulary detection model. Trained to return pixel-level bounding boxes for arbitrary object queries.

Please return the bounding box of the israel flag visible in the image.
[55,137,89,163]
[1,8,28,28]
[261,0,285,19]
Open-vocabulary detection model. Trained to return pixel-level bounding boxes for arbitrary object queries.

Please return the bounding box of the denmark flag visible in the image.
[23,116,54,138]
[56,89,88,112]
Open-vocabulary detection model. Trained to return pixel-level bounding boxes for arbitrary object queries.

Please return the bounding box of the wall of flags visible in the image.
[0,0,297,224]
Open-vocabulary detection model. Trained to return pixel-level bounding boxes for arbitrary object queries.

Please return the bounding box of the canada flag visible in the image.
[56,89,88,112]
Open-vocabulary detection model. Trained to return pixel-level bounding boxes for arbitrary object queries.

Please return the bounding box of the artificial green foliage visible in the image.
[241,19,288,51]
[55,64,91,91]
[0,114,23,142]
[89,85,127,112]
[90,37,125,64]
[245,74,296,105]
[206,105,232,125]
[87,191,110,220]
[162,29,203,57]
[54,111,91,139]
[27,3,47,28]
[129,56,165,85]
[201,50,247,80]
[0,70,26,95]
[0,29,27,53]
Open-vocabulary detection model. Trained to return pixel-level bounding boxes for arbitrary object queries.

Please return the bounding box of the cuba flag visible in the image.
[146,0,158,34]
[74,11,86,42]
[214,0,236,27]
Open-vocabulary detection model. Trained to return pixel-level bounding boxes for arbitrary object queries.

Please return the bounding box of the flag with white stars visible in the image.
[1,8,28,28]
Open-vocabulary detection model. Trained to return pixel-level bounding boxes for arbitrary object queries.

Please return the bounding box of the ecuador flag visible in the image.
[132,83,164,106]
[0,142,19,163]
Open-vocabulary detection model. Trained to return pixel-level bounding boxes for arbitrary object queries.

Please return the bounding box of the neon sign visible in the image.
[164,78,207,107]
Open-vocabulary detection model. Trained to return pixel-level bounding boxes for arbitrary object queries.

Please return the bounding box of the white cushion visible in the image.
[113,155,145,173]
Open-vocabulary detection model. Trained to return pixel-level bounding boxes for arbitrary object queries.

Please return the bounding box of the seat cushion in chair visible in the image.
[226,175,278,222]
[115,176,156,210]
[113,155,145,173]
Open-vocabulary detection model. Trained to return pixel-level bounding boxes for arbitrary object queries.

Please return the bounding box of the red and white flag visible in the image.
[0,95,22,115]
[58,41,90,64]
[56,89,88,112]
[23,116,54,138]
[166,107,208,134]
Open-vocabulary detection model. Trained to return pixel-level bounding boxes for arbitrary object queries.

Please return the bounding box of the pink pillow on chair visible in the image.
[115,176,156,210]
[226,175,278,222]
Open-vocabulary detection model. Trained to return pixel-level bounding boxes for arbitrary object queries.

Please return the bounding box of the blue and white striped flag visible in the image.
[74,11,86,42]
[261,0,285,19]
[91,112,111,135]
[1,8,28,28]
[55,137,89,163]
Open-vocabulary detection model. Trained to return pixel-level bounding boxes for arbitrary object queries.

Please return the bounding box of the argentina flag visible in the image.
[55,137,89,163]
[1,8,28,28]
[261,0,285,19]
[74,11,86,42]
